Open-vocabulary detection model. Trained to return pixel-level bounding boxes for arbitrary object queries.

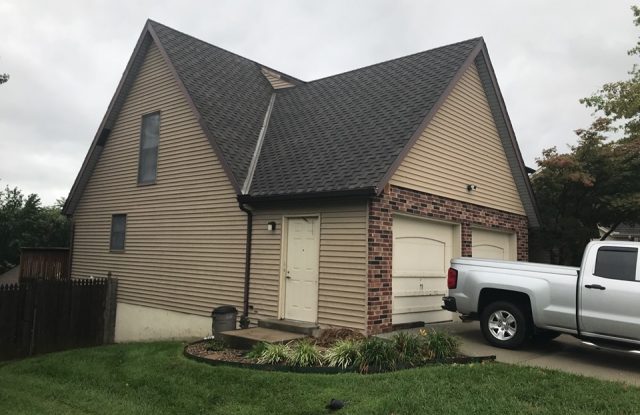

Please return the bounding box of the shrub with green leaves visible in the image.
[245,342,268,359]
[421,329,460,360]
[286,339,323,367]
[355,337,397,373]
[324,339,361,369]
[203,338,226,352]
[257,343,290,365]
[391,331,424,367]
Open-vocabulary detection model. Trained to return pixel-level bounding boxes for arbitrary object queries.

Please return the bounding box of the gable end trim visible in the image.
[374,39,485,195]
[474,48,540,227]
[63,25,153,215]
[146,23,242,194]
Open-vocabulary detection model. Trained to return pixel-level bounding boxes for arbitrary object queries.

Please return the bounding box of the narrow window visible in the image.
[594,247,638,281]
[110,214,127,251]
[138,112,160,184]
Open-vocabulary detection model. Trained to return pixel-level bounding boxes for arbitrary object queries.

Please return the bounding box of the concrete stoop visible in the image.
[257,318,319,335]
[218,319,319,349]
[219,327,307,349]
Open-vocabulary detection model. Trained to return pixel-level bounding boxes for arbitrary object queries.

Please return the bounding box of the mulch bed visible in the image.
[313,327,365,347]
[185,341,254,364]
[183,328,496,374]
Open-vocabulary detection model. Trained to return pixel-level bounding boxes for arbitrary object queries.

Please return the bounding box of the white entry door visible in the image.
[392,215,456,324]
[472,228,516,261]
[284,217,320,322]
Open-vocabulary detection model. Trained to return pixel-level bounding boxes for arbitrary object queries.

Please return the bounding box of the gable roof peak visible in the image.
[248,36,485,199]
[306,36,484,85]
[146,19,304,85]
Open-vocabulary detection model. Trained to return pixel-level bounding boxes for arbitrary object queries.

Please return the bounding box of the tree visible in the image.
[0,73,8,85]
[581,6,640,140]
[0,185,71,274]
[531,120,640,264]
[531,6,640,265]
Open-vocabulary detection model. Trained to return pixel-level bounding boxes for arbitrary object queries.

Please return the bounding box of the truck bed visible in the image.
[451,257,579,277]
[449,258,579,332]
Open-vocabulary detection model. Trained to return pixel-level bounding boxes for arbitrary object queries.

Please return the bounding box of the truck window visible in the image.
[594,247,638,281]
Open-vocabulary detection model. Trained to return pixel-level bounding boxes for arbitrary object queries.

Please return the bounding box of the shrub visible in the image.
[315,328,365,347]
[355,337,397,373]
[245,342,268,359]
[391,332,424,367]
[203,338,226,352]
[420,329,460,360]
[324,339,361,369]
[286,339,323,367]
[257,343,290,365]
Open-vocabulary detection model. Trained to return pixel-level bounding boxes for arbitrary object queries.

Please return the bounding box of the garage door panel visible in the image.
[392,216,455,325]
[394,237,446,276]
[393,276,446,292]
[474,244,505,259]
[472,228,515,260]
[393,309,452,325]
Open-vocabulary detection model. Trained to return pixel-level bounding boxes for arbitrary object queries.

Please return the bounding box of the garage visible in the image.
[392,215,459,325]
[472,228,516,260]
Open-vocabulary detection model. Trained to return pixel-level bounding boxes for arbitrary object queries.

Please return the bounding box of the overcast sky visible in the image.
[1,0,637,205]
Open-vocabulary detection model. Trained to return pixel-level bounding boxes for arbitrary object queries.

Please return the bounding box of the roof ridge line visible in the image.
[305,36,484,84]
[241,93,277,194]
[147,19,305,84]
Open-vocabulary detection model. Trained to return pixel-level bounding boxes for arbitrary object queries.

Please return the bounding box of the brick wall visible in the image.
[366,185,529,334]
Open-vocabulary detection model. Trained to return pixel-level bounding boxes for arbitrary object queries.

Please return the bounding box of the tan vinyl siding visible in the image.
[71,42,247,317]
[249,200,367,330]
[261,67,296,89]
[390,63,525,215]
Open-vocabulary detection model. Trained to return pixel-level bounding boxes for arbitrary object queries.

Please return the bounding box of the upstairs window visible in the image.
[138,112,160,184]
[110,214,127,252]
[594,247,638,281]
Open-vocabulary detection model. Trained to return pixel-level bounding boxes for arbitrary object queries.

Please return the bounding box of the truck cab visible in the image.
[578,242,640,344]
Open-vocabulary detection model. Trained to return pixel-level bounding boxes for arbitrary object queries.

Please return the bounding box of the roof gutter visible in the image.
[242,93,277,194]
[238,187,377,203]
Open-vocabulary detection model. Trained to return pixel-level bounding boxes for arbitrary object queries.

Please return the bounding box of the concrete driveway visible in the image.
[423,321,640,385]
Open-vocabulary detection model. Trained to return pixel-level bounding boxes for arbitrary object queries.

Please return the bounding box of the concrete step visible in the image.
[257,318,319,335]
[218,327,307,350]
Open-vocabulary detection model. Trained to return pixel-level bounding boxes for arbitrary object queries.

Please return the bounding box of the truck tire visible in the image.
[480,301,530,349]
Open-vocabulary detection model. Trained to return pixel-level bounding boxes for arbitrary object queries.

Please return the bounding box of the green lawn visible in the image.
[0,342,637,414]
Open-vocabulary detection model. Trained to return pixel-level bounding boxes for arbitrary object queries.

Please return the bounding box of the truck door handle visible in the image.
[585,284,606,290]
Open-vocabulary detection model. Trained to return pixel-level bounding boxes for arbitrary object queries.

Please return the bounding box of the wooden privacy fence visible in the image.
[20,247,70,280]
[0,276,117,361]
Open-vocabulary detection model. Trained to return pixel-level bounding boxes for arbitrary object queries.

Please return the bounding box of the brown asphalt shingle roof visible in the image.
[150,21,480,197]
[150,22,275,187]
[65,20,539,226]
[251,38,481,197]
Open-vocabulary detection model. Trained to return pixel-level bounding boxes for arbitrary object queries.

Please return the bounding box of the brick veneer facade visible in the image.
[366,185,529,334]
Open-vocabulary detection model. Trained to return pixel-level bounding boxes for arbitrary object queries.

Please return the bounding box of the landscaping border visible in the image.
[182,341,496,374]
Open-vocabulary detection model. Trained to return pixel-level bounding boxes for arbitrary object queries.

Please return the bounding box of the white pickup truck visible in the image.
[442,241,640,349]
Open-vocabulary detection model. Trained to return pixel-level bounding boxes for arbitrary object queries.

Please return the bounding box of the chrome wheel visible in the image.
[488,310,517,341]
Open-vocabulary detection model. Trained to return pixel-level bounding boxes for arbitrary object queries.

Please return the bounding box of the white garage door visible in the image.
[472,228,516,260]
[392,215,455,325]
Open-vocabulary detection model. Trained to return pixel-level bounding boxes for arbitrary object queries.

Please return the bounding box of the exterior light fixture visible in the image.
[267,221,276,231]
[467,184,478,192]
